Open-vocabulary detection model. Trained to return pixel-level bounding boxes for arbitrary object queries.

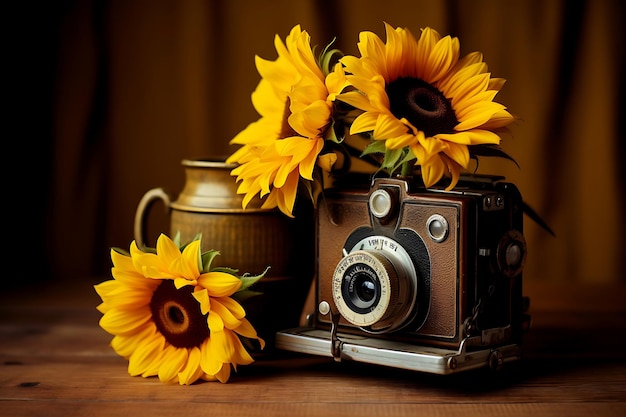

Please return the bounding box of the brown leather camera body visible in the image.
[315,176,527,350]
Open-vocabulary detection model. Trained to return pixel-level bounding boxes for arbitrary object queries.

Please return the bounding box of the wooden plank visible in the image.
[2,401,625,417]
[2,348,625,404]
[1,280,625,417]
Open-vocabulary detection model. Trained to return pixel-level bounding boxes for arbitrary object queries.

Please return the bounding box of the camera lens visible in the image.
[332,241,418,332]
[355,274,376,302]
[343,265,381,311]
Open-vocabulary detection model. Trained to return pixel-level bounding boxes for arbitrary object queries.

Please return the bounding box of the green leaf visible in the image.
[201,250,222,272]
[470,145,520,169]
[210,265,239,275]
[317,37,343,75]
[237,266,271,292]
[384,148,404,169]
[399,148,416,165]
[172,231,182,248]
[361,140,386,156]
[177,232,203,252]
[326,121,341,143]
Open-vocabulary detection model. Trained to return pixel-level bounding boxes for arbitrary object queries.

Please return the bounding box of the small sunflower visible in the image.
[94,233,266,384]
[227,24,348,217]
[338,23,515,189]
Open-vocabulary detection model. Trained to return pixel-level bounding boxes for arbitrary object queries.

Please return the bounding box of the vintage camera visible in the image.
[276,175,531,374]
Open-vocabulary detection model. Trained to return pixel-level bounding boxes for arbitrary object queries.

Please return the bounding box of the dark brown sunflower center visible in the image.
[386,77,458,137]
[150,280,209,348]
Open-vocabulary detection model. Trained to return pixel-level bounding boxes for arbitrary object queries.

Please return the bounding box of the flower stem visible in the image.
[401,161,412,177]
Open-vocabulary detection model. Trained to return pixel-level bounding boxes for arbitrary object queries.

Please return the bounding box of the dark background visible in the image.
[6,0,624,289]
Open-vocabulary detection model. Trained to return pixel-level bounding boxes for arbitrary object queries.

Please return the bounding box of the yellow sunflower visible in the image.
[338,23,515,189]
[227,24,348,217]
[94,233,266,384]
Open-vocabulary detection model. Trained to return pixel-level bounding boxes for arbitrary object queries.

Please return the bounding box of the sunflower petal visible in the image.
[99,307,152,336]
[197,272,242,297]
[200,338,223,376]
[317,152,338,172]
[157,345,188,384]
[178,347,203,385]
[225,330,255,365]
[192,288,211,315]
[420,155,446,188]
[216,296,246,319]
[455,102,507,130]
[234,318,266,350]
[208,310,225,333]
[210,298,244,330]
[156,234,185,267]
[209,329,234,363]
[443,142,471,168]
[110,323,157,359]
[214,363,231,383]
[349,112,379,135]
[127,331,165,377]
[95,282,153,311]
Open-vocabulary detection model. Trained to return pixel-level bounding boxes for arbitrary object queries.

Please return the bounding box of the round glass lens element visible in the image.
[332,250,391,327]
[342,263,381,311]
[354,273,377,303]
[369,189,392,218]
[427,214,449,242]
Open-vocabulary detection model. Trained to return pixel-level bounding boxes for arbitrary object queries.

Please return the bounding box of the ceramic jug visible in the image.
[134,158,314,348]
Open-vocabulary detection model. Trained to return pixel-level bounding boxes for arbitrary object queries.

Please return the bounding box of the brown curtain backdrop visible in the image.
[11,0,624,287]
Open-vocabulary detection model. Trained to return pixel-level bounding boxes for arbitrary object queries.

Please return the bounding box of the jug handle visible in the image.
[134,187,171,250]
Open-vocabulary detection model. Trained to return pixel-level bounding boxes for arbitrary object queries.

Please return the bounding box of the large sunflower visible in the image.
[338,23,515,189]
[95,233,266,384]
[227,24,347,217]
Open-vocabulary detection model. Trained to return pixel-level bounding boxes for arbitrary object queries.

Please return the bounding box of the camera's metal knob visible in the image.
[369,189,393,218]
[318,301,331,316]
[426,214,449,242]
[496,230,527,277]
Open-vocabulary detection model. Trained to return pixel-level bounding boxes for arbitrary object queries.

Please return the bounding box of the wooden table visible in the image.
[1,279,625,417]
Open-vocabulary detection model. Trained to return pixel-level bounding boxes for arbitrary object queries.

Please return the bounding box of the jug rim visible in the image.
[181,157,237,169]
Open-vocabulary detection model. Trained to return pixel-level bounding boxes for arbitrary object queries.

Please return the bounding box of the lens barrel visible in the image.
[332,236,418,333]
